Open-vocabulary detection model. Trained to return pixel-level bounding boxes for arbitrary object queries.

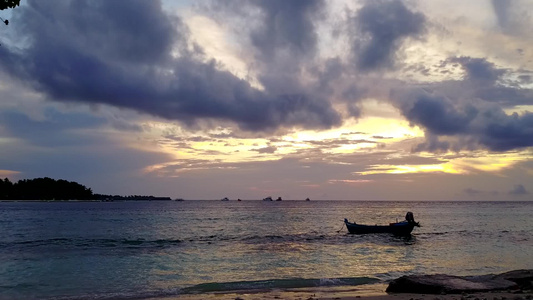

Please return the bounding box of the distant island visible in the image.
[0,177,171,201]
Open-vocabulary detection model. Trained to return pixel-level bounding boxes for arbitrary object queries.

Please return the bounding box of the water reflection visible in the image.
[342,232,417,246]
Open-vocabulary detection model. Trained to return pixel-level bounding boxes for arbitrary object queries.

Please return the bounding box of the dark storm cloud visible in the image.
[207,0,330,97]
[342,86,365,118]
[448,57,505,83]
[404,95,478,135]
[479,110,533,151]
[396,88,533,152]
[17,0,178,64]
[315,58,346,94]
[390,54,533,153]
[249,0,324,60]
[352,0,426,71]
[0,0,340,132]
[208,0,324,61]
[438,56,533,108]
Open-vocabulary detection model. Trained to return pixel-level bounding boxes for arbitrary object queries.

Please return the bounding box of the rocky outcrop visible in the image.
[386,269,533,294]
[494,269,533,290]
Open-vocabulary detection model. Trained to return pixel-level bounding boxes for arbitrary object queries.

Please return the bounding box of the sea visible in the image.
[0,200,532,300]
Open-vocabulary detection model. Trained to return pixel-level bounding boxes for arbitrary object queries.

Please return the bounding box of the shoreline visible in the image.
[151,283,532,300]
[153,283,389,300]
[153,269,533,300]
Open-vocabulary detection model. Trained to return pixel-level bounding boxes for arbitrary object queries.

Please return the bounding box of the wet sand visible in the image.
[153,283,533,300]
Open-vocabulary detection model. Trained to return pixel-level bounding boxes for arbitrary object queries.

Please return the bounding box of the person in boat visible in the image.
[405,211,415,223]
[345,212,416,226]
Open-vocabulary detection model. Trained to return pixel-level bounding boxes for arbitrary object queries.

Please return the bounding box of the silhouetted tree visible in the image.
[1,176,170,201]
[1,0,21,26]
[0,178,14,199]
[0,0,20,10]
[2,177,93,200]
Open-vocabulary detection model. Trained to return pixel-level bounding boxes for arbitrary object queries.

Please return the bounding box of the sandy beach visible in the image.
[154,283,533,300]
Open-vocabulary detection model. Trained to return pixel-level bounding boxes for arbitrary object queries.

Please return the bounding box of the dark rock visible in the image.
[494,270,533,290]
[386,271,523,294]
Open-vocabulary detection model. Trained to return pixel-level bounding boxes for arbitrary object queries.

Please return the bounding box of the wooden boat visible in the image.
[344,212,420,236]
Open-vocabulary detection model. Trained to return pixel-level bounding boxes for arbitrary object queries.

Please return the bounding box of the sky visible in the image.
[0,0,532,201]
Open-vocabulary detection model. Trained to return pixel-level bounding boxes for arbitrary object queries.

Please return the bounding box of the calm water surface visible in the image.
[0,200,532,299]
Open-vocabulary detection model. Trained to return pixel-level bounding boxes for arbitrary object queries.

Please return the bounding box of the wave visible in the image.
[31,277,381,300]
[181,276,381,294]
[198,231,412,246]
[1,238,183,250]
[1,231,418,253]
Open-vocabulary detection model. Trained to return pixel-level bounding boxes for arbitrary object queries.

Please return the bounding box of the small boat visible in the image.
[174,198,184,201]
[221,197,229,201]
[344,212,420,236]
[237,198,242,201]
[263,196,273,201]
[275,197,282,201]
[305,198,310,201]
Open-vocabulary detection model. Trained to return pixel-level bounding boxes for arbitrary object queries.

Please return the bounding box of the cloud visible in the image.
[351,0,426,71]
[202,0,328,96]
[248,0,324,60]
[390,54,533,152]
[431,57,533,108]
[0,111,172,193]
[448,57,505,83]
[252,146,277,154]
[0,108,105,147]
[398,91,533,152]
[304,138,378,149]
[205,0,323,61]
[509,184,529,195]
[0,0,340,133]
[478,110,533,151]
[518,75,532,84]
[491,0,532,36]
[404,94,478,136]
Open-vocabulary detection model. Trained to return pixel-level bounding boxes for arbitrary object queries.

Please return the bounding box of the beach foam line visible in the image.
[180,277,381,294]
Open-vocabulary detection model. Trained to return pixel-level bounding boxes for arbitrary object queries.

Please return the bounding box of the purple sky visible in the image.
[0,0,532,200]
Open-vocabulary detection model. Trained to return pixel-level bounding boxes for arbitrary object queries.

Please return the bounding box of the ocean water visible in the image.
[0,200,532,299]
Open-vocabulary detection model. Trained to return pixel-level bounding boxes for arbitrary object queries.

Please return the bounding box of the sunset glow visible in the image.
[0,0,531,200]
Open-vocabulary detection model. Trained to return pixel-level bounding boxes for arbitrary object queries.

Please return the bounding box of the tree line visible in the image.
[0,177,171,201]
[0,177,93,200]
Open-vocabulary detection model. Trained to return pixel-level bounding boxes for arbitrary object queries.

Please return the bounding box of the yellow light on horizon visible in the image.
[359,163,462,175]
[450,154,525,173]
